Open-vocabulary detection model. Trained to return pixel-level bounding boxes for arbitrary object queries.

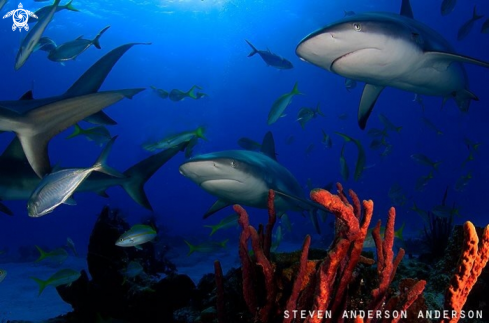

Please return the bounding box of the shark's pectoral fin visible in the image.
[203,199,232,219]
[18,134,51,178]
[424,52,489,71]
[358,84,384,130]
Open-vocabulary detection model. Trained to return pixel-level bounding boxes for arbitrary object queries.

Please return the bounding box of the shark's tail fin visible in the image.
[472,6,484,21]
[121,141,187,210]
[245,40,258,57]
[92,26,110,50]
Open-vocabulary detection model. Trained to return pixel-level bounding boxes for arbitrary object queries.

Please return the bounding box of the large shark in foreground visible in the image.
[0,43,150,177]
[179,132,326,232]
[295,0,489,129]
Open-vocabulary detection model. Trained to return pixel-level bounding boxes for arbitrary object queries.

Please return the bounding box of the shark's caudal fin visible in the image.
[92,26,110,50]
[93,136,125,178]
[121,140,188,210]
[245,40,258,57]
[0,89,144,177]
[358,84,384,129]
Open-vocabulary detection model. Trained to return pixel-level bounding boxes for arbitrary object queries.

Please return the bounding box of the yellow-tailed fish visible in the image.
[66,124,111,146]
[267,82,302,125]
[415,172,434,191]
[339,144,349,181]
[411,154,441,170]
[378,114,402,133]
[204,214,238,236]
[143,126,206,152]
[31,268,80,296]
[336,132,366,181]
[115,224,157,248]
[454,171,472,192]
[35,246,68,264]
[184,239,228,256]
[321,130,332,148]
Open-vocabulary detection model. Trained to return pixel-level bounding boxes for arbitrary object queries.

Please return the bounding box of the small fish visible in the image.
[336,132,366,181]
[35,246,68,264]
[463,137,482,152]
[367,128,388,138]
[431,204,460,218]
[237,137,261,151]
[14,0,61,70]
[378,114,402,133]
[33,37,57,52]
[29,0,78,23]
[411,202,429,223]
[280,213,292,232]
[454,171,472,192]
[339,144,349,181]
[297,103,323,129]
[380,144,393,158]
[169,85,201,101]
[185,239,228,256]
[121,261,144,280]
[413,94,425,110]
[482,18,489,33]
[305,143,314,156]
[28,137,123,217]
[369,138,387,150]
[143,127,206,152]
[48,26,110,62]
[458,7,484,41]
[344,78,357,91]
[245,40,293,69]
[411,154,441,169]
[271,225,283,252]
[195,92,207,99]
[268,82,302,125]
[364,223,404,249]
[321,130,332,148]
[388,182,407,207]
[285,135,295,145]
[422,117,443,135]
[204,213,238,236]
[150,86,169,99]
[0,269,6,283]
[441,0,456,16]
[66,238,78,257]
[116,224,157,248]
[415,172,434,191]
[66,124,111,146]
[31,269,80,296]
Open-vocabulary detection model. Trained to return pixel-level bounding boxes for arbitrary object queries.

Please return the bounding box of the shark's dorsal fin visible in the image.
[261,131,277,161]
[19,90,34,100]
[358,84,385,130]
[2,137,28,162]
[400,0,414,19]
[203,199,231,219]
[75,35,83,40]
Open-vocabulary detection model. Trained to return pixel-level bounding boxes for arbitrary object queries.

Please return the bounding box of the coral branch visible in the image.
[442,222,489,323]
[214,260,225,323]
[264,190,276,259]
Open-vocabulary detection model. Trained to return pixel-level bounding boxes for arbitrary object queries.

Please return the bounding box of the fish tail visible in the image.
[395,222,405,240]
[93,136,125,178]
[93,26,110,50]
[66,124,84,139]
[316,102,325,117]
[291,82,302,95]
[203,225,218,236]
[220,239,229,248]
[186,85,200,99]
[65,0,80,12]
[34,246,48,262]
[245,39,258,57]
[473,6,484,20]
[195,126,207,141]
[30,277,48,296]
[121,141,186,210]
[184,240,196,256]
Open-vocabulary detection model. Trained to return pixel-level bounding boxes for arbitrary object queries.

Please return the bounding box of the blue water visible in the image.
[0,0,488,280]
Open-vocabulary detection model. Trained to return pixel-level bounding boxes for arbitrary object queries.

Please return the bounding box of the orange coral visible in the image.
[442,221,489,323]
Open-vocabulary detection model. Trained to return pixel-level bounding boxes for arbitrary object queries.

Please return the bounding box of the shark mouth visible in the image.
[330,48,380,70]
[200,179,243,187]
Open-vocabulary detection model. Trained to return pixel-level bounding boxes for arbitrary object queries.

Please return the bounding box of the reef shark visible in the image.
[0,137,189,215]
[0,43,150,177]
[179,132,326,232]
[295,0,489,129]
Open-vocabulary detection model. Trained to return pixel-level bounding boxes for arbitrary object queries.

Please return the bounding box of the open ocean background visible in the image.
[0,0,488,319]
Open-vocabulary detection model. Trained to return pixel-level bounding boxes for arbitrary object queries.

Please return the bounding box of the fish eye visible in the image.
[353,23,362,31]
[119,238,124,242]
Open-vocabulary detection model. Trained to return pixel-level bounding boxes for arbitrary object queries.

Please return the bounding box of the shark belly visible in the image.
[201,178,269,208]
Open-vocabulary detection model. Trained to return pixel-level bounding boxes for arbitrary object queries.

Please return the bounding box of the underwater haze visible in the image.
[0,0,489,321]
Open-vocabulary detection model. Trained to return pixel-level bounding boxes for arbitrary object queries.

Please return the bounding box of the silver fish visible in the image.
[27,137,124,217]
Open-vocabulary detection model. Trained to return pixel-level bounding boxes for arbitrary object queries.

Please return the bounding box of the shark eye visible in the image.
[353,23,362,31]
[231,161,237,168]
